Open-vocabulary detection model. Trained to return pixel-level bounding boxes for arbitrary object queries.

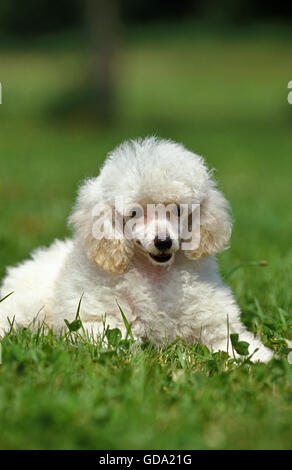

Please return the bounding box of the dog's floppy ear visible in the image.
[69,178,133,274]
[185,187,232,260]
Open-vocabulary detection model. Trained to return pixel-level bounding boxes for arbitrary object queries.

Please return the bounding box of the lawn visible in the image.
[0,22,292,449]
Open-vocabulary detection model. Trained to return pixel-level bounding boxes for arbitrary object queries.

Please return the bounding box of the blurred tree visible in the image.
[0,0,291,123]
[85,0,119,122]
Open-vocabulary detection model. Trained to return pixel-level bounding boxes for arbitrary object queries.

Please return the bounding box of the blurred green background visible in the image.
[0,0,292,450]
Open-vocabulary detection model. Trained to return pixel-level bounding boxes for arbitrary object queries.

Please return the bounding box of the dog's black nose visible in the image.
[154,235,172,251]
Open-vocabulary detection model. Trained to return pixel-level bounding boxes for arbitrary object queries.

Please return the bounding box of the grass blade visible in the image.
[0,291,14,303]
[117,302,134,341]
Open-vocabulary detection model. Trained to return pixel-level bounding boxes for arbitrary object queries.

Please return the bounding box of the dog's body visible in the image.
[0,138,273,361]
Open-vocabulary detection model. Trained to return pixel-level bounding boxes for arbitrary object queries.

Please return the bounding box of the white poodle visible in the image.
[0,137,273,361]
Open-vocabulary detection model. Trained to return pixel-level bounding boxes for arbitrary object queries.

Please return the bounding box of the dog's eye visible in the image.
[129,207,144,219]
[171,205,182,218]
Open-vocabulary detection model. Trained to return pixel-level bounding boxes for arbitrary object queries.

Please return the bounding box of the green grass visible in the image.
[0,22,292,449]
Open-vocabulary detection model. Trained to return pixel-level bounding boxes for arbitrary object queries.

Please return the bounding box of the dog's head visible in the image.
[69,137,232,274]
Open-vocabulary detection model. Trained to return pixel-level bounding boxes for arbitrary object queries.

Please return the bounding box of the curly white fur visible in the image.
[0,137,273,361]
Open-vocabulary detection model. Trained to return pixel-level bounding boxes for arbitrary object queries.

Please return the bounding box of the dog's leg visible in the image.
[210,328,273,362]
[203,307,274,362]
[195,285,274,362]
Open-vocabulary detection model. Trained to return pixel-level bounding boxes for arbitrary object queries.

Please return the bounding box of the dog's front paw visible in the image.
[249,344,274,363]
